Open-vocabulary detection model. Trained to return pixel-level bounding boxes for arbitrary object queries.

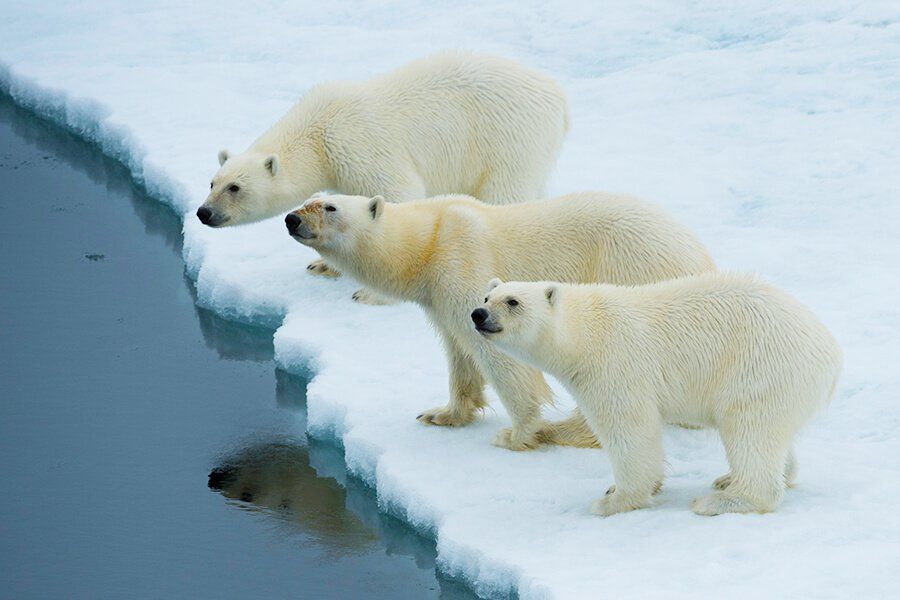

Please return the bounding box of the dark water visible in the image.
[0,94,477,599]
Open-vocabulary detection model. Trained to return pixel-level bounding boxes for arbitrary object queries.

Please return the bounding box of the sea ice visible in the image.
[2,2,898,597]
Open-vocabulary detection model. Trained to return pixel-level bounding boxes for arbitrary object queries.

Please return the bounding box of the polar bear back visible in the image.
[563,272,842,426]
[365,52,568,196]
[428,192,716,287]
[257,52,569,204]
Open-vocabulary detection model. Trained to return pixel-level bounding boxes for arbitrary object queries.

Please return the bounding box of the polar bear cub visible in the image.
[474,274,842,515]
[285,192,715,451]
[197,51,569,229]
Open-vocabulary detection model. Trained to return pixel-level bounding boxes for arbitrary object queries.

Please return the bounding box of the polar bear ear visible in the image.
[264,155,279,176]
[218,149,230,166]
[545,285,559,307]
[368,195,385,220]
[488,278,503,291]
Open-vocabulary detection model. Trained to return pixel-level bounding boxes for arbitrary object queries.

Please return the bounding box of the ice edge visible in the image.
[0,61,526,600]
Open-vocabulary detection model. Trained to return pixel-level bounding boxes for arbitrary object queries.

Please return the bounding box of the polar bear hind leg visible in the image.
[693,412,791,516]
[712,445,798,491]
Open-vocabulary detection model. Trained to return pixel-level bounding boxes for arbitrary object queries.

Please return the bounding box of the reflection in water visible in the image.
[209,439,378,553]
[207,436,460,578]
[0,92,478,598]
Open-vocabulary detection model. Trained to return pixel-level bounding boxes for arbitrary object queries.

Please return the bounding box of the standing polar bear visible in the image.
[474,274,842,515]
[285,192,715,450]
[197,51,568,227]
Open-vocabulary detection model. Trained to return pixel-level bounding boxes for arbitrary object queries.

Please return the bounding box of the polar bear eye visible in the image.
[325,205,336,212]
[228,184,240,193]
[209,181,214,189]
[506,298,519,307]
[484,297,488,303]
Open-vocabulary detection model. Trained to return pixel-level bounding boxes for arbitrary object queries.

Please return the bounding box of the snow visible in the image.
[3,2,899,597]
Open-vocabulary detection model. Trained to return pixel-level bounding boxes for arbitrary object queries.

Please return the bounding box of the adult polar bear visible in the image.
[475,275,842,515]
[285,192,716,450]
[197,51,568,228]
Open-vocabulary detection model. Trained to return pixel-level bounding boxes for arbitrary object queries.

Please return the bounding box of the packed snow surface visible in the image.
[3,2,899,597]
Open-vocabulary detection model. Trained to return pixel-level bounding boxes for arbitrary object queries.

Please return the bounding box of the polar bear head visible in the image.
[196,150,284,227]
[208,441,373,548]
[284,194,386,253]
[472,278,560,361]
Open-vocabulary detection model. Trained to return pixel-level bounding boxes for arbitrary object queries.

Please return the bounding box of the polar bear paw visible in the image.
[691,492,764,516]
[590,486,652,517]
[491,427,540,451]
[306,258,341,278]
[351,288,394,305]
[603,482,664,497]
[416,406,476,427]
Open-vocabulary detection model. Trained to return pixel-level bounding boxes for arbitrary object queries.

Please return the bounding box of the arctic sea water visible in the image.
[0,95,476,599]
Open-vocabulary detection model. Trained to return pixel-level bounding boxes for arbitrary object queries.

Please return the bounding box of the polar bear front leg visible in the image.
[307,257,342,278]
[417,334,487,427]
[479,349,553,451]
[588,397,664,516]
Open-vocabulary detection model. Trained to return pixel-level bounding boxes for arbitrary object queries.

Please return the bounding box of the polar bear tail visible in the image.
[536,410,602,449]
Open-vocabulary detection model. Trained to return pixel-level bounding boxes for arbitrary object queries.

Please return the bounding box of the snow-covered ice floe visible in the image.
[3,2,899,597]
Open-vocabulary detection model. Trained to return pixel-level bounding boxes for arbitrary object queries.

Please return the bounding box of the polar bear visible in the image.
[474,274,842,515]
[285,192,715,450]
[197,51,568,238]
[208,442,373,548]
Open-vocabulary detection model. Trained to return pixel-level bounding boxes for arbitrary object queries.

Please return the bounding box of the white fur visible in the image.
[479,273,843,515]
[198,51,569,227]
[287,192,716,450]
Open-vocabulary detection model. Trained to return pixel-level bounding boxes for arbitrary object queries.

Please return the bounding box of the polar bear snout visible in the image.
[285,211,317,241]
[472,308,502,334]
[285,212,301,233]
[196,206,212,224]
[471,308,488,325]
[196,205,228,227]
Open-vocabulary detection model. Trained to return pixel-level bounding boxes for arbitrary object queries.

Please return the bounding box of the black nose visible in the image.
[471,308,489,325]
[207,466,235,490]
[196,206,212,224]
[285,213,301,233]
